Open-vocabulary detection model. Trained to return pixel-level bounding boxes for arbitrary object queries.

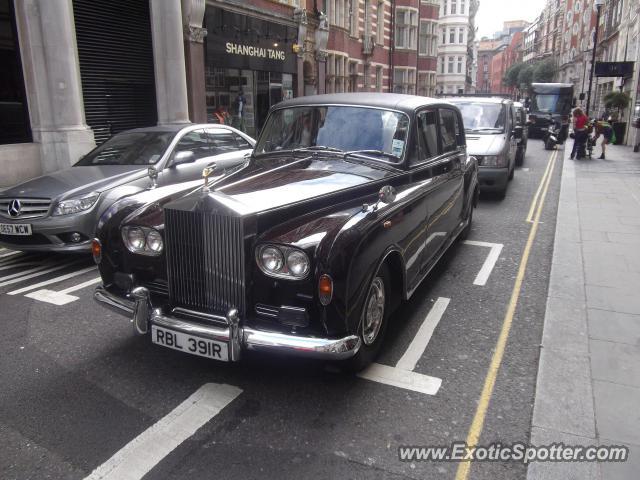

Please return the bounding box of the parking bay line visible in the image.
[0,259,84,287]
[0,250,23,259]
[24,276,101,305]
[462,240,504,286]
[9,266,97,295]
[358,297,450,396]
[84,383,242,480]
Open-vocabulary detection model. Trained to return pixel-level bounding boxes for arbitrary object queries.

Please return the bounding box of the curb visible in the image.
[526,145,600,479]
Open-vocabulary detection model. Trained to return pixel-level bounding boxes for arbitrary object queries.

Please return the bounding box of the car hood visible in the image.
[1,165,149,201]
[168,154,396,216]
[464,133,507,156]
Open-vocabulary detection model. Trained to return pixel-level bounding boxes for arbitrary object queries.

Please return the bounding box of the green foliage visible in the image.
[603,91,631,111]
[533,58,556,83]
[517,64,536,91]
[503,62,525,88]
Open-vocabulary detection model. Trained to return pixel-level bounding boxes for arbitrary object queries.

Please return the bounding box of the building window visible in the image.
[376,1,384,44]
[461,0,465,14]
[348,61,358,92]
[393,67,415,94]
[449,28,455,44]
[376,65,383,91]
[451,0,457,14]
[0,0,31,144]
[329,0,347,29]
[458,27,464,44]
[349,0,358,36]
[448,56,454,73]
[457,56,463,73]
[443,0,448,16]
[419,21,431,56]
[395,8,418,49]
[442,27,446,44]
[326,53,349,93]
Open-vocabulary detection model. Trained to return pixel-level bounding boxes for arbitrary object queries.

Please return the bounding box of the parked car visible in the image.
[92,93,479,370]
[513,101,529,165]
[448,97,521,197]
[0,124,254,252]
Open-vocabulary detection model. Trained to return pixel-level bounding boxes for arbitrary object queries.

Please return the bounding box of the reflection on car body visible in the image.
[93,93,479,370]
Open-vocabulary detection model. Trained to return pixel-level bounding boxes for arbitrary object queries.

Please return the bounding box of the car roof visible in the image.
[446,96,512,105]
[117,124,235,135]
[274,92,454,115]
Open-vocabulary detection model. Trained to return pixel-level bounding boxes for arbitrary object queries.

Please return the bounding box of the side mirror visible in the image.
[513,126,523,139]
[378,185,397,204]
[171,150,196,167]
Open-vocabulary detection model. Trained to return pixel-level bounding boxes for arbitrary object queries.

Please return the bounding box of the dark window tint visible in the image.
[75,131,174,166]
[0,0,31,144]
[173,129,211,161]
[234,134,252,149]
[205,131,241,154]
[439,109,460,153]
[415,109,439,163]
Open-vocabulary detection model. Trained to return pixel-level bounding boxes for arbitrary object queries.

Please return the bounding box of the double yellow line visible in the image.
[454,150,558,480]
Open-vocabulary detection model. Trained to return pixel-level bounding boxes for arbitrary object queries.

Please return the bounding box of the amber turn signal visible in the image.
[318,274,333,306]
[91,238,102,264]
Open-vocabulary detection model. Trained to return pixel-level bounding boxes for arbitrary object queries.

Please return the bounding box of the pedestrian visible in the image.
[593,116,614,160]
[570,107,589,159]
[212,105,230,125]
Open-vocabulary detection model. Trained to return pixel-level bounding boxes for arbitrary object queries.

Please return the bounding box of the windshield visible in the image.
[75,132,175,166]
[453,102,506,133]
[530,94,572,115]
[254,106,410,161]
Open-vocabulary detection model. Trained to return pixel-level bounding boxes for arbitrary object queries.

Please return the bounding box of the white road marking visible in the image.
[84,383,242,480]
[8,266,97,295]
[395,297,450,371]
[24,276,101,305]
[462,240,504,286]
[358,297,450,396]
[358,363,442,395]
[0,250,22,259]
[0,263,55,282]
[0,260,41,272]
[0,260,83,287]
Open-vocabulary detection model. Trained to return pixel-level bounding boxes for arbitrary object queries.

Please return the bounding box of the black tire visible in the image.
[508,161,515,180]
[342,264,391,372]
[515,147,524,166]
[459,203,473,241]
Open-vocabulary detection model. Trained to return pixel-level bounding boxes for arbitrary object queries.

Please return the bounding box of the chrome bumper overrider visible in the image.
[94,285,361,361]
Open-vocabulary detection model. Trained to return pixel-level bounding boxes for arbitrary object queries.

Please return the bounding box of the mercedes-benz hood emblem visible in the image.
[8,199,21,218]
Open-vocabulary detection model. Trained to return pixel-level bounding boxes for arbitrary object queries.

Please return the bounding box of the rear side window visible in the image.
[415,109,439,164]
[439,109,461,153]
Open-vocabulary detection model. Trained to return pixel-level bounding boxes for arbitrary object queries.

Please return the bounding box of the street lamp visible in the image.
[586,0,605,117]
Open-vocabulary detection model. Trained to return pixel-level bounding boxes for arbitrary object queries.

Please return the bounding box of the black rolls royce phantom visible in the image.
[93,93,479,370]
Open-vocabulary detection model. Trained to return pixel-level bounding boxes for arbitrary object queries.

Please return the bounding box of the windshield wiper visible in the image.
[343,149,400,162]
[291,145,344,153]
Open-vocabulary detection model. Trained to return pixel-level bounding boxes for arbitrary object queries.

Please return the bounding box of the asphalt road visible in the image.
[0,140,562,480]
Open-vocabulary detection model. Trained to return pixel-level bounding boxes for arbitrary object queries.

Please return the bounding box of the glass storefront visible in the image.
[205,7,297,137]
[0,0,31,144]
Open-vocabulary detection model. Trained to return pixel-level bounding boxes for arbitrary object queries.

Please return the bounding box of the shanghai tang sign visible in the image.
[225,43,286,61]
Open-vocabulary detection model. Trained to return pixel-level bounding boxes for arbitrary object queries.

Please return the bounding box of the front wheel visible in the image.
[341,264,390,372]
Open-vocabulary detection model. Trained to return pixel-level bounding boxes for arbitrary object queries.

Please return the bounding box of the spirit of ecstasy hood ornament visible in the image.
[202,164,216,192]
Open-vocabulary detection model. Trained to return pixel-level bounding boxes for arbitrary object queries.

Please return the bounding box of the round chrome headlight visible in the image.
[146,230,163,253]
[261,246,284,272]
[127,227,146,251]
[287,250,310,277]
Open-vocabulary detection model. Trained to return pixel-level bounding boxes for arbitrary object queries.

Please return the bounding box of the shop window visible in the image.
[0,0,31,145]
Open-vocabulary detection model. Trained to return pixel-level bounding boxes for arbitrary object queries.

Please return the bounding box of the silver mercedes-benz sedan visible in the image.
[0,124,254,252]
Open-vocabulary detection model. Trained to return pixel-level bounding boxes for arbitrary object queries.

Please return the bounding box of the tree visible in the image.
[518,64,536,92]
[533,58,556,83]
[603,91,631,121]
[503,62,525,88]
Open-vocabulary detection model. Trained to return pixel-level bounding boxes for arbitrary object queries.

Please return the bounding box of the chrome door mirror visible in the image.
[171,150,196,167]
[378,185,397,204]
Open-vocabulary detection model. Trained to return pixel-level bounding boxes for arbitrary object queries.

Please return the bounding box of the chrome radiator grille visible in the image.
[164,208,246,316]
[0,198,51,219]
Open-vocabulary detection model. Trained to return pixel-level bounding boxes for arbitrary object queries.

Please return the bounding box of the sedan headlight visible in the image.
[256,244,310,279]
[480,155,508,167]
[121,226,163,256]
[52,192,100,216]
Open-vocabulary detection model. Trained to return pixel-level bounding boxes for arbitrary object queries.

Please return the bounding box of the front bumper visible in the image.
[94,285,361,362]
[478,167,509,191]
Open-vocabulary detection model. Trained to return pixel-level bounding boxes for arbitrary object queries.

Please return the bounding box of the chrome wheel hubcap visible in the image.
[362,277,385,345]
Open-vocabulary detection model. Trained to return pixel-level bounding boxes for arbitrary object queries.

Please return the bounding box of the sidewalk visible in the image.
[527,142,640,480]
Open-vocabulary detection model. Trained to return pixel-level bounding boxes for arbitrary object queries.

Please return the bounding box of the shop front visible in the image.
[205,7,298,137]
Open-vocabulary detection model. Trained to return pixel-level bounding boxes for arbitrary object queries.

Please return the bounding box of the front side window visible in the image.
[255,106,410,161]
[415,109,439,163]
[439,109,461,153]
[75,131,174,166]
[172,129,212,161]
[452,101,507,133]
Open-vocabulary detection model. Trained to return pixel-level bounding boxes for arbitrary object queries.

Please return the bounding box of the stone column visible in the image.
[150,0,190,125]
[14,0,95,173]
[182,0,207,123]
